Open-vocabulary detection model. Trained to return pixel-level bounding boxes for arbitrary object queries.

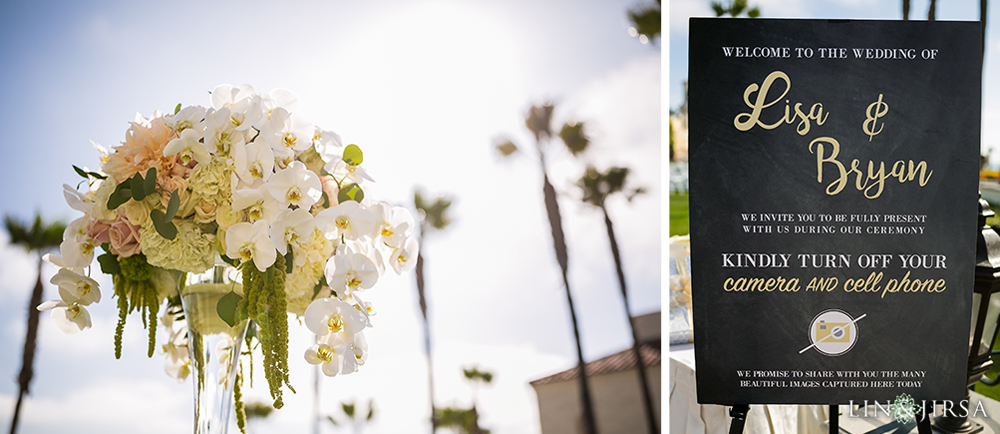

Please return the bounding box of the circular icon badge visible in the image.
[807,309,860,356]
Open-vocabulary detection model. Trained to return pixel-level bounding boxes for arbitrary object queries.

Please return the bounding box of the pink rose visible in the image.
[109,215,142,258]
[321,175,339,207]
[86,219,112,245]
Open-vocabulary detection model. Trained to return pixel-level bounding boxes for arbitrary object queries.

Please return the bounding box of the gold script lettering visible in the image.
[808,137,933,199]
[734,71,829,135]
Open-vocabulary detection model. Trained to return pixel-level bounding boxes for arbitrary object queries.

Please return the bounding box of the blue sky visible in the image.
[669,0,1000,158]
[0,1,661,433]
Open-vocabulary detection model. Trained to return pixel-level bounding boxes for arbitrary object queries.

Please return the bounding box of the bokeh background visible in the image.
[0,1,662,433]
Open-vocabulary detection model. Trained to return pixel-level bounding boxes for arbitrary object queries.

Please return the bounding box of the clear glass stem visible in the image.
[181,265,246,434]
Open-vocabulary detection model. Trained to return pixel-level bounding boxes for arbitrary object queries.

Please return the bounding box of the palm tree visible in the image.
[902,0,938,20]
[413,188,453,433]
[326,399,375,434]
[462,366,494,434]
[627,0,661,45]
[711,0,760,18]
[576,165,657,433]
[495,103,597,434]
[5,213,66,434]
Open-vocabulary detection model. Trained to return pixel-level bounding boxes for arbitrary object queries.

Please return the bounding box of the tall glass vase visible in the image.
[181,263,246,434]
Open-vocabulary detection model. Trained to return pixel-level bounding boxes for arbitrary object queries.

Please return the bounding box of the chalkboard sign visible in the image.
[688,19,982,405]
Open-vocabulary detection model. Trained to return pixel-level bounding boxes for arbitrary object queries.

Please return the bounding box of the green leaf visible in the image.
[174,103,182,115]
[312,275,327,300]
[164,189,180,220]
[97,253,121,275]
[131,173,146,201]
[73,165,107,180]
[337,183,364,203]
[219,253,237,267]
[150,209,178,240]
[144,167,157,196]
[108,182,132,210]
[217,291,243,328]
[284,247,294,274]
[342,144,363,166]
[321,191,330,208]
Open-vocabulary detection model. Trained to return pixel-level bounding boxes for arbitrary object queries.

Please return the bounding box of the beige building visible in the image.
[530,312,662,434]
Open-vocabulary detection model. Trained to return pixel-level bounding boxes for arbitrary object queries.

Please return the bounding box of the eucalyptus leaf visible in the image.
[108,183,132,210]
[337,183,364,203]
[217,291,243,328]
[143,167,157,196]
[130,173,146,201]
[342,144,363,166]
[164,189,180,220]
[150,209,178,240]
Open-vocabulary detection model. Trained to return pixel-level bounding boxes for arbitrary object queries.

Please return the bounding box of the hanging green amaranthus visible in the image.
[240,253,294,408]
[112,253,162,358]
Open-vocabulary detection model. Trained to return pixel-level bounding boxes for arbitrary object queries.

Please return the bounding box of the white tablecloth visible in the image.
[669,344,830,434]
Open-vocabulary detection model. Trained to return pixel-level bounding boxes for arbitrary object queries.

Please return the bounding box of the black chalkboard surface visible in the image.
[688,18,982,405]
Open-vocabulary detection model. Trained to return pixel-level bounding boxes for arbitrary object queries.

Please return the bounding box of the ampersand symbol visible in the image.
[863,94,889,142]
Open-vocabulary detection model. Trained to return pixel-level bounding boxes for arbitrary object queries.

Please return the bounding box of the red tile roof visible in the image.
[529,341,661,386]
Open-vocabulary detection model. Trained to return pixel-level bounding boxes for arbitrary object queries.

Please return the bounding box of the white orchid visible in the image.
[325,159,376,184]
[369,202,415,248]
[268,88,299,114]
[161,312,191,382]
[164,128,211,165]
[50,268,101,305]
[210,84,255,110]
[349,331,368,370]
[37,300,92,334]
[63,184,93,215]
[232,140,274,185]
[43,252,86,276]
[267,161,322,209]
[313,127,343,161]
[164,105,207,133]
[325,251,379,295]
[389,237,420,275]
[350,241,385,276]
[269,208,316,256]
[305,297,367,339]
[204,107,240,155]
[315,201,375,241]
[260,107,314,154]
[91,140,110,166]
[60,217,96,268]
[304,338,351,377]
[225,220,277,272]
[232,186,282,223]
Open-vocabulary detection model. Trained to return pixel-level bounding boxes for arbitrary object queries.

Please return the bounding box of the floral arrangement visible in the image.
[40,84,419,414]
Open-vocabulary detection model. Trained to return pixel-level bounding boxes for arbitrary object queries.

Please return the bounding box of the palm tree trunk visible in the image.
[540,168,597,434]
[903,0,911,20]
[928,0,937,20]
[415,250,438,433]
[982,0,988,60]
[10,257,43,434]
[600,205,658,433]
